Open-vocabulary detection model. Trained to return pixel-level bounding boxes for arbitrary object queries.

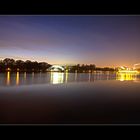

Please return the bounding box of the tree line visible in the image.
[0,58,51,72]
[69,64,115,72]
[0,58,116,73]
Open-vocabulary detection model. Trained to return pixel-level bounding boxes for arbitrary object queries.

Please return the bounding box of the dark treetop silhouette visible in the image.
[0,58,116,73]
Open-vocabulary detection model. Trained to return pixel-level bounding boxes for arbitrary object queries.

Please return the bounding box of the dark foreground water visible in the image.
[0,72,140,124]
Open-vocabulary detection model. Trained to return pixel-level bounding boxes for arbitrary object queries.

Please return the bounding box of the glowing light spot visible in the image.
[7,68,11,71]
[65,71,68,83]
[89,73,91,82]
[50,72,64,84]
[6,71,10,85]
[16,72,19,85]
[116,73,138,81]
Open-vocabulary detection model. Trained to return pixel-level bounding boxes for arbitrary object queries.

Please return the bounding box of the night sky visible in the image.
[0,16,140,67]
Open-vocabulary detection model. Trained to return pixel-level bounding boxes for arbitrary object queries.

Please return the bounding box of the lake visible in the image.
[0,72,140,124]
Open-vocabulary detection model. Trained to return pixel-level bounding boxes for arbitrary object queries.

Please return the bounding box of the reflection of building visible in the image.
[50,72,64,84]
[116,73,138,81]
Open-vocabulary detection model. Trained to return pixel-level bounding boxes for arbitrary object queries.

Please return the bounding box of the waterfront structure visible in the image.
[47,65,65,72]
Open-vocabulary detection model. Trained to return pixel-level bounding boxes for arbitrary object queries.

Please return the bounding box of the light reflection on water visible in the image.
[50,72,64,84]
[16,72,19,85]
[6,71,10,85]
[24,72,26,80]
[116,73,139,81]
[0,72,140,87]
[65,72,68,83]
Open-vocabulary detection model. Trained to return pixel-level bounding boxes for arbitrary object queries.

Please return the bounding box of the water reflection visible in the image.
[1,72,140,87]
[65,72,68,83]
[24,72,26,80]
[88,73,91,82]
[116,73,138,81]
[6,71,10,85]
[16,72,19,85]
[75,72,77,81]
[50,72,64,84]
[32,72,34,79]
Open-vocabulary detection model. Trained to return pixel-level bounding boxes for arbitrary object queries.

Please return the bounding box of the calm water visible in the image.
[0,72,140,124]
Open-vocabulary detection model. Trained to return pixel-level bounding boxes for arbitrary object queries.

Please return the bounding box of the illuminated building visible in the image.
[118,66,139,74]
[47,65,65,72]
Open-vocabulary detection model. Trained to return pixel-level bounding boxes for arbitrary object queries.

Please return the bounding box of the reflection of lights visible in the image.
[6,71,10,85]
[32,72,34,78]
[24,72,26,80]
[50,72,64,84]
[40,72,42,77]
[116,73,138,81]
[75,72,77,81]
[107,74,109,80]
[16,72,19,85]
[65,72,68,83]
[133,80,140,83]
[88,73,91,82]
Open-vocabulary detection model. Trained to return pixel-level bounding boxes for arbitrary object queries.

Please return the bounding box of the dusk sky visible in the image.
[0,16,140,67]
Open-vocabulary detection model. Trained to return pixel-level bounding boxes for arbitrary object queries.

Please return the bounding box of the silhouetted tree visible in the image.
[89,64,96,71]
[0,58,116,73]
[15,60,25,71]
[24,60,31,72]
[0,60,5,72]
[3,58,15,70]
